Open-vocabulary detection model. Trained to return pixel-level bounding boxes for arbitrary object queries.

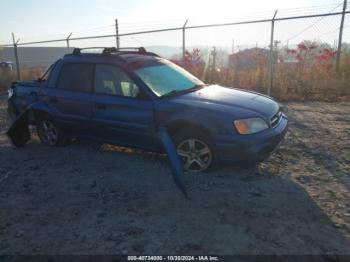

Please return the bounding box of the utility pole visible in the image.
[115,19,120,49]
[182,20,188,61]
[268,10,278,96]
[232,39,235,54]
[12,33,20,81]
[212,47,217,70]
[336,0,347,73]
[211,46,217,83]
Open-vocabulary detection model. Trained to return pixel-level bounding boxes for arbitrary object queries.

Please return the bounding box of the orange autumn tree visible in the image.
[274,41,348,101]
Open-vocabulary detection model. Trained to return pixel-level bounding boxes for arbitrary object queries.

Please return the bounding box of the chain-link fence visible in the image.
[1,2,349,100]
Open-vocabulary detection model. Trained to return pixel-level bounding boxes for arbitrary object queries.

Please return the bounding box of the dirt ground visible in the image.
[0,96,349,256]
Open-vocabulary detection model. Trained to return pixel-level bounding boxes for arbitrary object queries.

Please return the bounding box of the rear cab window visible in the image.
[57,63,94,92]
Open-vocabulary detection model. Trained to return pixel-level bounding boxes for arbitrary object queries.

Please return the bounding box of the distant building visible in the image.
[0,61,13,73]
[278,49,299,64]
[228,48,269,70]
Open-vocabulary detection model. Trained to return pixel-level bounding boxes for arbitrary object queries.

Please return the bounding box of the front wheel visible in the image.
[174,131,215,172]
[37,119,62,146]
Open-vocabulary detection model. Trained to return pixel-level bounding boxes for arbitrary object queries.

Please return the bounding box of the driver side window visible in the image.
[94,64,139,98]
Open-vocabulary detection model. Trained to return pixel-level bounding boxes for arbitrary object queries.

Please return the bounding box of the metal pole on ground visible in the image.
[336,0,347,73]
[12,33,21,81]
[268,10,278,96]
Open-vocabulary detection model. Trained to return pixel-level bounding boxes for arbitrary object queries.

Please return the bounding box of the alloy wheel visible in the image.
[177,138,212,172]
[38,120,59,146]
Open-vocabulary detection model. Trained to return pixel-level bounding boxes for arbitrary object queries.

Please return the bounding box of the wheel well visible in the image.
[30,110,51,124]
[167,120,213,142]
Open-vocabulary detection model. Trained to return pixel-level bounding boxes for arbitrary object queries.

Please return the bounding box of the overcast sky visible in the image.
[1,0,348,49]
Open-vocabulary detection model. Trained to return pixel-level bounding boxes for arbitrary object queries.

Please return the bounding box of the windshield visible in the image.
[134,59,204,97]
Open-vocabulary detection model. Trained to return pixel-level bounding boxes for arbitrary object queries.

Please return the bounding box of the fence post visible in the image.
[66,32,72,53]
[268,10,278,96]
[115,19,120,49]
[12,33,21,81]
[336,0,347,73]
[182,20,188,61]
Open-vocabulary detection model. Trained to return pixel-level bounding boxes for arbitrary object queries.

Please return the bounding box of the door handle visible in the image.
[96,103,106,110]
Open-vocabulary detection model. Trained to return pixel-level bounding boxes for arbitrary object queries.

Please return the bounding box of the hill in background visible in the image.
[0,47,70,69]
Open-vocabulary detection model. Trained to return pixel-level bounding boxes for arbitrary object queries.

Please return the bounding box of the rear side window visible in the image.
[57,63,94,92]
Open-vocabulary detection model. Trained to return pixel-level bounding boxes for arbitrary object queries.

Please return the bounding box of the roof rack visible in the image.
[71,47,159,57]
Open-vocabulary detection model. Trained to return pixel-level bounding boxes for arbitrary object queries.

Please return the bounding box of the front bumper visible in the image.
[215,114,288,163]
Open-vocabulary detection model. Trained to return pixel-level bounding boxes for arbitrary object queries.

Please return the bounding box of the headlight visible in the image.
[7,88,14,98]
[234,117,268,135]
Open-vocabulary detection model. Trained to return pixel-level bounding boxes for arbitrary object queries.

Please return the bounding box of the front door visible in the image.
[91,64,159,150]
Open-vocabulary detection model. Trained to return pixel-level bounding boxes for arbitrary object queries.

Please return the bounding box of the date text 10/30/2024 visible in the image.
[127,256,220,261]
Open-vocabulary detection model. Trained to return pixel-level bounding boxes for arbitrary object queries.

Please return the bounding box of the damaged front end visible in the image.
[6,110,31,147]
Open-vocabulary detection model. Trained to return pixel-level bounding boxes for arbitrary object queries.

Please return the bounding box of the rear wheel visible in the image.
[37,119,62,146]
[173,130,216,172]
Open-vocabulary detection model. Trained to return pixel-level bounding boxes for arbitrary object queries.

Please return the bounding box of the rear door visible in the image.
[91,64,158,150]
[44,62,94,137]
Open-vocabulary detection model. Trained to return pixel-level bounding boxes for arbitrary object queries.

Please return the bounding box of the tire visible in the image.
[173,129,217,172]
[36,119,65,146]
[8,125,31,147]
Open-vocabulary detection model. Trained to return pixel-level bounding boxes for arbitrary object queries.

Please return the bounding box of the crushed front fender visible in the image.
[6,110,30,147]
[158,127,189,199]
[6,101,53,147]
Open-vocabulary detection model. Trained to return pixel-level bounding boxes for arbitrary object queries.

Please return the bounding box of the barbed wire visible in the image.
[0,2,348,63]
[1,2,348,46]
[281,2,344,45]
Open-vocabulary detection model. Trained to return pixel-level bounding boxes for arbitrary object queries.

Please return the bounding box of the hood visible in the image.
[170,85,279,119]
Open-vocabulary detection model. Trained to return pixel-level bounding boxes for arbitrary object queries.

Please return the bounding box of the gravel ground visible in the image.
[0,96,349,255]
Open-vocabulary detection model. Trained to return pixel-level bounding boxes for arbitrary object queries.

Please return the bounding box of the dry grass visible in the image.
[183,44,350,102]
[0,67,44,93]
[20,67,44,81]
